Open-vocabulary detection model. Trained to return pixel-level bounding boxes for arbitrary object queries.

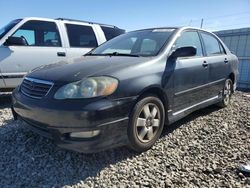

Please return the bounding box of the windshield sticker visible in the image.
[152,29,175,32]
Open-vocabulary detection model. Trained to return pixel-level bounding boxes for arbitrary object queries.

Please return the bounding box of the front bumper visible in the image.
[12,88,137,153]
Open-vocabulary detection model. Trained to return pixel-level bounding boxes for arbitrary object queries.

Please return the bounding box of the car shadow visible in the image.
[0,118,136,187]
[0,93,12,109]
[161,104,221,137]
[0,96,221,187]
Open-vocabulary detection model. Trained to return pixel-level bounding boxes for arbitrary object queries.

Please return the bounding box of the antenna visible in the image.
[200,18,204,28]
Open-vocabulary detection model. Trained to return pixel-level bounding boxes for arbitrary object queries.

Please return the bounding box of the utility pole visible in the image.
[200,18,204,28]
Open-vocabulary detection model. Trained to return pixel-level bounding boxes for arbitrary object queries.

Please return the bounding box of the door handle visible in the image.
[57,52,66,57]
[202,61,208,68]
[224,58,229,64]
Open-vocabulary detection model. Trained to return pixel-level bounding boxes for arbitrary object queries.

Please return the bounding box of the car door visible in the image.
[0,20,66,88]
[63,23,99,59]
[172,30,209,113]
[199,32,229,97]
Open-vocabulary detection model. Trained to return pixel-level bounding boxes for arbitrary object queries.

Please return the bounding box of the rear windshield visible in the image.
[91,28,175,57]
[101,26,125,40]
[0,19,22,40]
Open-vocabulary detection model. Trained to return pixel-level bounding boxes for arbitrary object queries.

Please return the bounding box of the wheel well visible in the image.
[136,87,169,122]
[229,73,235,84]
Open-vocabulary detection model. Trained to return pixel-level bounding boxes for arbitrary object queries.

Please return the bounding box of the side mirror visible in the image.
[170,46,197,59]
[4,36,27,46]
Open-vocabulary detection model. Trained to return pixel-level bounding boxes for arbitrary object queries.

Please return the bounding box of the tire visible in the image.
[217,79,233,107]
[127,95,165,152]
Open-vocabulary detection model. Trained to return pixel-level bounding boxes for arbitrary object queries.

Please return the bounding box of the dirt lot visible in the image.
[0,92,249,187]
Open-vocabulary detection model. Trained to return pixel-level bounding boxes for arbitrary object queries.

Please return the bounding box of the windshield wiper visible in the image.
[84,53,105,56]
[103,52,140,57]
[85,52,140,57]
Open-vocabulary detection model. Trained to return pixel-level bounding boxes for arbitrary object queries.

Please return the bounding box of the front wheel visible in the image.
[217,79,233,107]
[127,95,165,152]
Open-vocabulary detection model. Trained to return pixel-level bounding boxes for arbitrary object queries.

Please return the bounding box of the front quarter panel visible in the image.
[111,58,171,99]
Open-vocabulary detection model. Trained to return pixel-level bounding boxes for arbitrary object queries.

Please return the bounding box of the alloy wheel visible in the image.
[135,103,161,143]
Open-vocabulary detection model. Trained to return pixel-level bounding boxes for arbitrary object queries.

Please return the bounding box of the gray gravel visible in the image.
[0,91,250,188]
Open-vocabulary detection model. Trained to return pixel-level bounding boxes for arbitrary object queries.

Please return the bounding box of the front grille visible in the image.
[20,77,53,99]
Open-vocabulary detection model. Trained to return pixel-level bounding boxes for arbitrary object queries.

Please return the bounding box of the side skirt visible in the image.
[167,95,222,125]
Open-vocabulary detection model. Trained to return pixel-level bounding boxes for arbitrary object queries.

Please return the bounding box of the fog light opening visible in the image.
[70,130,100,139]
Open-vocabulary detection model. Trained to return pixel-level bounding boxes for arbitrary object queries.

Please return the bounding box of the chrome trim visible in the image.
[113,96,138,101]
[173,96,219,116]
[175,78,225,96]
[21,77,54,99]
[97,117,129,127]
[24,77,54,85]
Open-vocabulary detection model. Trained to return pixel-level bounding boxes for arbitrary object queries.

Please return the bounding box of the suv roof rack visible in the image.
[55,18,118,28]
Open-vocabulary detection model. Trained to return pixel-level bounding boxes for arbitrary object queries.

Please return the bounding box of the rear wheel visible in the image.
[128,95,165,152]
[217,79,233,107]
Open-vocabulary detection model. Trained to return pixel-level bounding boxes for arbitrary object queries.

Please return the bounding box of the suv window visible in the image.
[174,31,203,57]
[101,26,125,40]
[201,32,224,56]
[66,24,97,48]
[12,20,61,47]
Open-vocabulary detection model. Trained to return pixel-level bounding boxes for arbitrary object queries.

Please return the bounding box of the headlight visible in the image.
[54,76,118,99]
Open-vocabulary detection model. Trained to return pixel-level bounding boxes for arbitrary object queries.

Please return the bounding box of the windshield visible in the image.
[90,29,175,57]
[0,19,22,40]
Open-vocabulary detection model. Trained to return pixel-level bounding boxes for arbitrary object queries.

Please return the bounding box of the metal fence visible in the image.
[215,28,250,89]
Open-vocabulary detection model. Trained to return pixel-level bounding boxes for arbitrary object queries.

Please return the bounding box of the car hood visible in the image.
[28,56,152,83]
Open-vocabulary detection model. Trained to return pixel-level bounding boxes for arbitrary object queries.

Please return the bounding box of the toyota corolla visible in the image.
[12,27,238,153]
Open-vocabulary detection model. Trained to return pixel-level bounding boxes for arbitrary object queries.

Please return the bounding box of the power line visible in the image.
[205,20,250,28]
[205,21,250,30]
[201,11,250,20]
[174,11,250,26]
[203,15,250,25]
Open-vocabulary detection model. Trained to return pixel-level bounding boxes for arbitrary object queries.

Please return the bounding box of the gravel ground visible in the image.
[0,91,249,188]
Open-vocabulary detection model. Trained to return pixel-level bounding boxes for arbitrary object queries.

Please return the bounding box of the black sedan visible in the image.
[12,27,239,153]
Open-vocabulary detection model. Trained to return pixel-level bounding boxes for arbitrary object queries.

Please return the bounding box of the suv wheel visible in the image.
[128,95,165,152]
[218,79,233,107]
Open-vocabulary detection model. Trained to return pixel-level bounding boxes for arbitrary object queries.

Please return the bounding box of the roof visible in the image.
[55,18,119,29]
[130,26,213,33]
[20,17,122,29]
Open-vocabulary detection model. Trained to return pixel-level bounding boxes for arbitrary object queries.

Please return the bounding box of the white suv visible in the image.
[0,17,125,91]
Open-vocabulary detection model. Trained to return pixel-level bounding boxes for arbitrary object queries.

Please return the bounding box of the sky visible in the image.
[0,0,250,32]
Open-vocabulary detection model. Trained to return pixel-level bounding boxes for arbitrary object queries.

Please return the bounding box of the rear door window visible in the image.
[101,26,125,40]
[174,31,203,57]
[12,20,61,47]
[201,32,224,56]
[66,24,98,48]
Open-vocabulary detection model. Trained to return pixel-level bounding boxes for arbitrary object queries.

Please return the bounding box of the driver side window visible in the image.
[12,20,61,47]
[13,29,35,45]
[174,31,203,57]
